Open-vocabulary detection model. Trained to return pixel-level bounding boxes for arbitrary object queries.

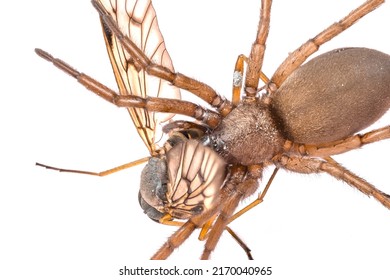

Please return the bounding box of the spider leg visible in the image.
[162,121,210,135]
[201,165,263,260]
[159,210,255,259]
[197,214,254,260]
[270,0,384,89]
[232,54,270,105]
[35,48,221,128]
[244,0,272,98]
[273,154,390,210]
[151,204,216,260]
[151,165,253,260]
[200,167,278,259]
[284,125,390,157]
[228,167,278,225]
[91,0,233,117]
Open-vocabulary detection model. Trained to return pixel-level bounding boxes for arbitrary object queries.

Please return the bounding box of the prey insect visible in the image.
[36,0,390,260]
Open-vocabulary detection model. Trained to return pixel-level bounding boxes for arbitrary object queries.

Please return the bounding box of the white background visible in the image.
[1,0,390,279]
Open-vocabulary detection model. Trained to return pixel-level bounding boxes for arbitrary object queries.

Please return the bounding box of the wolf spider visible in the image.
[36,0,390,260]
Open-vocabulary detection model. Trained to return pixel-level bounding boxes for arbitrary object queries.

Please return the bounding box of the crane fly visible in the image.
[36,0,390,260]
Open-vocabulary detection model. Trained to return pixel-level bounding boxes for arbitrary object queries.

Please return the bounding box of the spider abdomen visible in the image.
[271,47,390,144]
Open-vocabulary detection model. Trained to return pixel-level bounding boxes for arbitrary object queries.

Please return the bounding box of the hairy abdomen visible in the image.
[271,48,390,144]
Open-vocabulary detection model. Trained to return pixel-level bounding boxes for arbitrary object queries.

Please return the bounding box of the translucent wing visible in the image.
[165,140,227,219]
[97,0,181,155]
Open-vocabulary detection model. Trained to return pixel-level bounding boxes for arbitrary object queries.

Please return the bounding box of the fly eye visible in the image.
[155,181,168,202]
[139,157,168,211]
[138,192,165,222]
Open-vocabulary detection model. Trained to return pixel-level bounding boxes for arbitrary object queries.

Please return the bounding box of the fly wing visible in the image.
[165,140,227,219]
[96,0,181,155]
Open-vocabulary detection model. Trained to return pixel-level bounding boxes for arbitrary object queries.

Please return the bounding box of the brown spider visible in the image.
[36,0,390,261]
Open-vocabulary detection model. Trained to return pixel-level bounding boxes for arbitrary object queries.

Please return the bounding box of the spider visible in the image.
[36,0,390,260]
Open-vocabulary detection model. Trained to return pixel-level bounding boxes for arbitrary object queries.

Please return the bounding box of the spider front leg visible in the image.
[91,0,233,117]
[151,165,250,260]
[201,165,263,260]
[35,49,221,128]
[273,154,390,210]
[151,198,219,260]
[270,0,384,89]
[232,54,270,105]
[159,212,255,260]
[243,0,272,98]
